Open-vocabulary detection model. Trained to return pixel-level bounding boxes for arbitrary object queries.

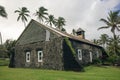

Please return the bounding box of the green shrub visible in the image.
[107,55,118,65]
[92,58,102,65]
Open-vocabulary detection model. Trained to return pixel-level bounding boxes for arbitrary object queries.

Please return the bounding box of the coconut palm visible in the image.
[98,10,120,39]
[55,17,66,31]
[99,34,109,48]
[35,7,48,23]
[0,5,7,45]
[107,36,120,56]
[14,7,30,27]
[72,29,76,35]
[46,14,55,27]
[92,39,101,45]
[0,5,7,18]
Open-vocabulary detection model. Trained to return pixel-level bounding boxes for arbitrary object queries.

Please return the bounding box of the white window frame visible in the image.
[38,51,43,62]
[90,52,92,62]
[78,49,82,60]
[26,52,30,62]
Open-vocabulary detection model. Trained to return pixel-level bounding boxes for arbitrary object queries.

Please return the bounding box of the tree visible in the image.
[35,6,48,23]
[99,34,109,48]
[0,5,7,18]
[107,36,120,56]
[72,29,76,35]
[92,39,101,45]
[98,10,120,39]
[4,39,16,67]
[14,7,30,27]
[55,17,66,31]
[46,14,55,27]
[4,39,16,58]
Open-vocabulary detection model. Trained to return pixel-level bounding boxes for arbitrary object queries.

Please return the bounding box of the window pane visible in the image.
[78,49,82,60]
[26,52,30,62]
[38,51,43,62]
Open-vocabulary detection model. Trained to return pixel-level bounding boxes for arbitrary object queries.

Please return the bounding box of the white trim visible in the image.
[26,52,30,62]
[38,51,43,62]
[90,52,92,62]
[78,49,82,60]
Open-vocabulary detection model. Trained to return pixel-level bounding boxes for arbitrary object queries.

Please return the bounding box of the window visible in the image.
[38,51,43,62]
[26,52,30,62]
[90,52,92,62]
[78,49,82,60]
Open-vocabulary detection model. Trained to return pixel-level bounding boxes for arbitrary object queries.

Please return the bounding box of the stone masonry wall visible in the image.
[70,39,102,64]
[15,37,64,70]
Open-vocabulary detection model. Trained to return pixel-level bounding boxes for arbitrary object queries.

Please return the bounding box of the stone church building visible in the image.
[14,19,106,71]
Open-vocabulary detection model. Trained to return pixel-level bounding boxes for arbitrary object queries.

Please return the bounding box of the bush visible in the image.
[107,55,117,65]
[92,58,102,65]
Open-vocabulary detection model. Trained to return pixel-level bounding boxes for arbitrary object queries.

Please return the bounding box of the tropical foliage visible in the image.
[34,6,48,22]
[98,10,120,56]
[0,5,7,18]
[55,17,66,31]
[45,14,55,26]
[14,7,30,27]
[98,10,120,39]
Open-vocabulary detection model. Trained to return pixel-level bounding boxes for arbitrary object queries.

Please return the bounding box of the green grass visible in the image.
[0,58,9,66]
[0,66,120,80]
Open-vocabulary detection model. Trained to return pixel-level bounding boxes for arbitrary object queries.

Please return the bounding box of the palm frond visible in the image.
[97,26,110,30]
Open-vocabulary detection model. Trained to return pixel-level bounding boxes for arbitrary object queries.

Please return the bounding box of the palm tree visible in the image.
[55,17,66,31]
[98,10,120,39]
[0,5,7,18]
[99,34,109,48]
[45,15,55,27]
[98,10,120,55]
[14,7,30,27]
[72,29,76,35]
[0,5,7,45]
[34,7,48,23]
[107,36,120,56]
[92,39,101,45]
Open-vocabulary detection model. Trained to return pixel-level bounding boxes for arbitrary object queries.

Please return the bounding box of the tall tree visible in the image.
[0,5,7,45]
[45,14,55,27]
[72,29,76,35]
[35,6,48,23]
[98,11,120,55]
[92,39,101,45]
[99,34,109,48]
[55,17,66,31]
[98,10,120,39]
[107,36,120,56]
[14,7,30,27]
[0,5,7,18]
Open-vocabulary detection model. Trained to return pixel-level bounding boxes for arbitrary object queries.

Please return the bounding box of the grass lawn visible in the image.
[0,58,9,66]
[0,66,120,80]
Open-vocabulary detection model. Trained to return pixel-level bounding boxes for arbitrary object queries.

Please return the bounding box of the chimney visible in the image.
[76,28,85,39]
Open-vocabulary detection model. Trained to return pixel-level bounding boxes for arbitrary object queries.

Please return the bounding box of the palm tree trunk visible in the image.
[23,21,26,27]
[113,31,117,56]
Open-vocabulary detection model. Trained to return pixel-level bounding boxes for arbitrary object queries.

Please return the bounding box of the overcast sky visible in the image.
[0,0,120,42]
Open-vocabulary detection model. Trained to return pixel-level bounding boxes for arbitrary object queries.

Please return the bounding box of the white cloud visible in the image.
[0,0,120,42]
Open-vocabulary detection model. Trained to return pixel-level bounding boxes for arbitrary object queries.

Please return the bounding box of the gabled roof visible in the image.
[31,19,101,47]
[16,19,101,47]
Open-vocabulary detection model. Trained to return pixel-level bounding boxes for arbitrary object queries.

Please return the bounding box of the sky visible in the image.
[0,0,120,43]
